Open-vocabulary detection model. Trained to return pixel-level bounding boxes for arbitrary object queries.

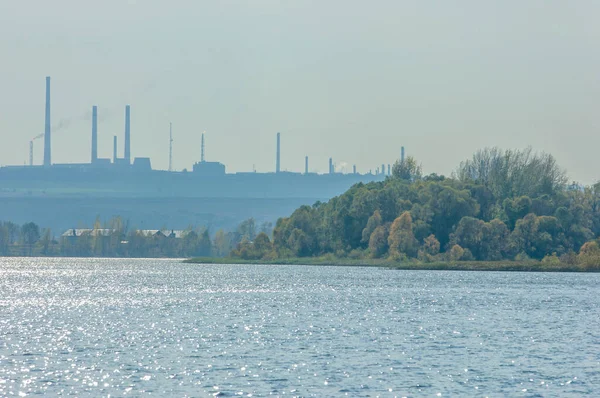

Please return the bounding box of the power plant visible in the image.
[11,77,401,176]
[0,76,409,237]
[276,132,281,174]
[44,76,51,167]
[11,76,407,177]
[91,106,98,163]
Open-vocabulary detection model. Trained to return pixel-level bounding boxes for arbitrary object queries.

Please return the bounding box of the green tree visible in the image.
[237,218,257,242]
[503,196,532,229]
[480,219,510,260]
[392,156,422,181]
[260,222,273,236]
[287,228,312,257]
[450,217,485,259]
[455,147,567,200]
[181,230,199,257]
[0,223,9,255]
[198,229,212,257]
[40,228,52,255]
[20,222,40,256]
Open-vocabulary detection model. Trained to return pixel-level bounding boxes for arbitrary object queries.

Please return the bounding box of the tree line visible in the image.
[233,147,600,270]
[0,217,272,258]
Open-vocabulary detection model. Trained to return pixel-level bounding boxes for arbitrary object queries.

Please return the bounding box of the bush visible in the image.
[335,249,347,258]
[348,249,365,260]
[559,251,578,265]
[578,241,600,271]
[461,248,475,261]
[388,251,408,263]
[262,249,278,261]
[514,252,531,262]
[448,244,465,261]
[541,253,561,266]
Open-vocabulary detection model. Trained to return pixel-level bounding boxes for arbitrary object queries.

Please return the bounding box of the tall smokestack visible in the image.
[124,105,131,164]
[276,132,281,173]
[388,164,391,175]
[305,156,308,174]
[201,132,205,162]
[169,123,173,172]
[401,146,405,163]
[353,165,357,174]
[29,141,33,166]
[91,106,98,163]
[44,76,51,167]
[329,158,333,174]
[113,136,117,163]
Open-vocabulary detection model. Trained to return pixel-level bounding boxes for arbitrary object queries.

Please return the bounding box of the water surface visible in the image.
[0,258,598,396]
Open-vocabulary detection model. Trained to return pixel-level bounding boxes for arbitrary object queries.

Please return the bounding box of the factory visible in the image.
[10,76,403,178]
[0,76,408,236]
[27,77,151,172]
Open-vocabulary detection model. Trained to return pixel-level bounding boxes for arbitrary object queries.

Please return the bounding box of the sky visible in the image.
[0,0,599,182]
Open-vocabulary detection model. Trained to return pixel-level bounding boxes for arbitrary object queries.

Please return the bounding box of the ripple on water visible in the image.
[0,258,599,396]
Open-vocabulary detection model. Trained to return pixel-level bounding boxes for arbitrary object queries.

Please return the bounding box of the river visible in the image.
[0,258,598,396]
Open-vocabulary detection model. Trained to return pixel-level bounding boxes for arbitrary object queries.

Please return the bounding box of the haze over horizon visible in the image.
[1,1,599,182]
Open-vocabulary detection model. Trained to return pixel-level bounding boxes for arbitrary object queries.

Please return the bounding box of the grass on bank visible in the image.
[184,256,591,272]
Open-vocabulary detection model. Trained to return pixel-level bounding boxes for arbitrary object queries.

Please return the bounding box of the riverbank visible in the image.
[184,257,592,272]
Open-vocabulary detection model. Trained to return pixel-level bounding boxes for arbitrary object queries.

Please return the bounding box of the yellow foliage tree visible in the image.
[388,212,418,257]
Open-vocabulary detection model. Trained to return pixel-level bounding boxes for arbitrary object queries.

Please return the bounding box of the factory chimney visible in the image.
[329,158,333,174]
[29,141,33,166]
[401,146,405,163]
[43,76,51,167]
[113,136,118,163]
[201,132,205,162]
[305,156,308,174]
[353,165,357,174]
[276,132,281,173]
[168,123,173,172]
[124,105,131,164]
[91,106,98,164]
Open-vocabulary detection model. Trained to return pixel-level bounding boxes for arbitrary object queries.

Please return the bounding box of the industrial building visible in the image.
[0,76,406,235]
[9,76,402,178]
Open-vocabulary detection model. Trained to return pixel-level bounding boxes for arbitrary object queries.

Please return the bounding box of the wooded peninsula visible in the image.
[190,147,600,271]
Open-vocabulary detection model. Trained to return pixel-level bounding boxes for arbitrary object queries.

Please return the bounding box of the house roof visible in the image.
[62,228,189,238]
[138,229,188,238]
[61,228,115,237]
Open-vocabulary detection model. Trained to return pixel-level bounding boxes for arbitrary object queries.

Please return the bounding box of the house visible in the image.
[61,228,189,243]
[61,228,116,244]
[137,229,187,239]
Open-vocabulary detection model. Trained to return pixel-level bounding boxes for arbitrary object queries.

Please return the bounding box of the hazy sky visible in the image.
[1,1,599,181]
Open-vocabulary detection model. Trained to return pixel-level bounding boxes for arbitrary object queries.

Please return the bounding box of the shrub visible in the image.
[348,249,364,260]
[448,244,465,261]
[541,253,561,266]
[578,241,600,271]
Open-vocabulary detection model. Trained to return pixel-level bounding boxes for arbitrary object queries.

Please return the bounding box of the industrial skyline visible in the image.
[16,76,402,176]
[1,1,598,182]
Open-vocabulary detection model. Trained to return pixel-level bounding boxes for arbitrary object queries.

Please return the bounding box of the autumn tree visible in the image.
[361,210,382,245]
[578,241,600,271]
[388,212,418,257]
[368,225,389,258]
[418,234,440,262]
